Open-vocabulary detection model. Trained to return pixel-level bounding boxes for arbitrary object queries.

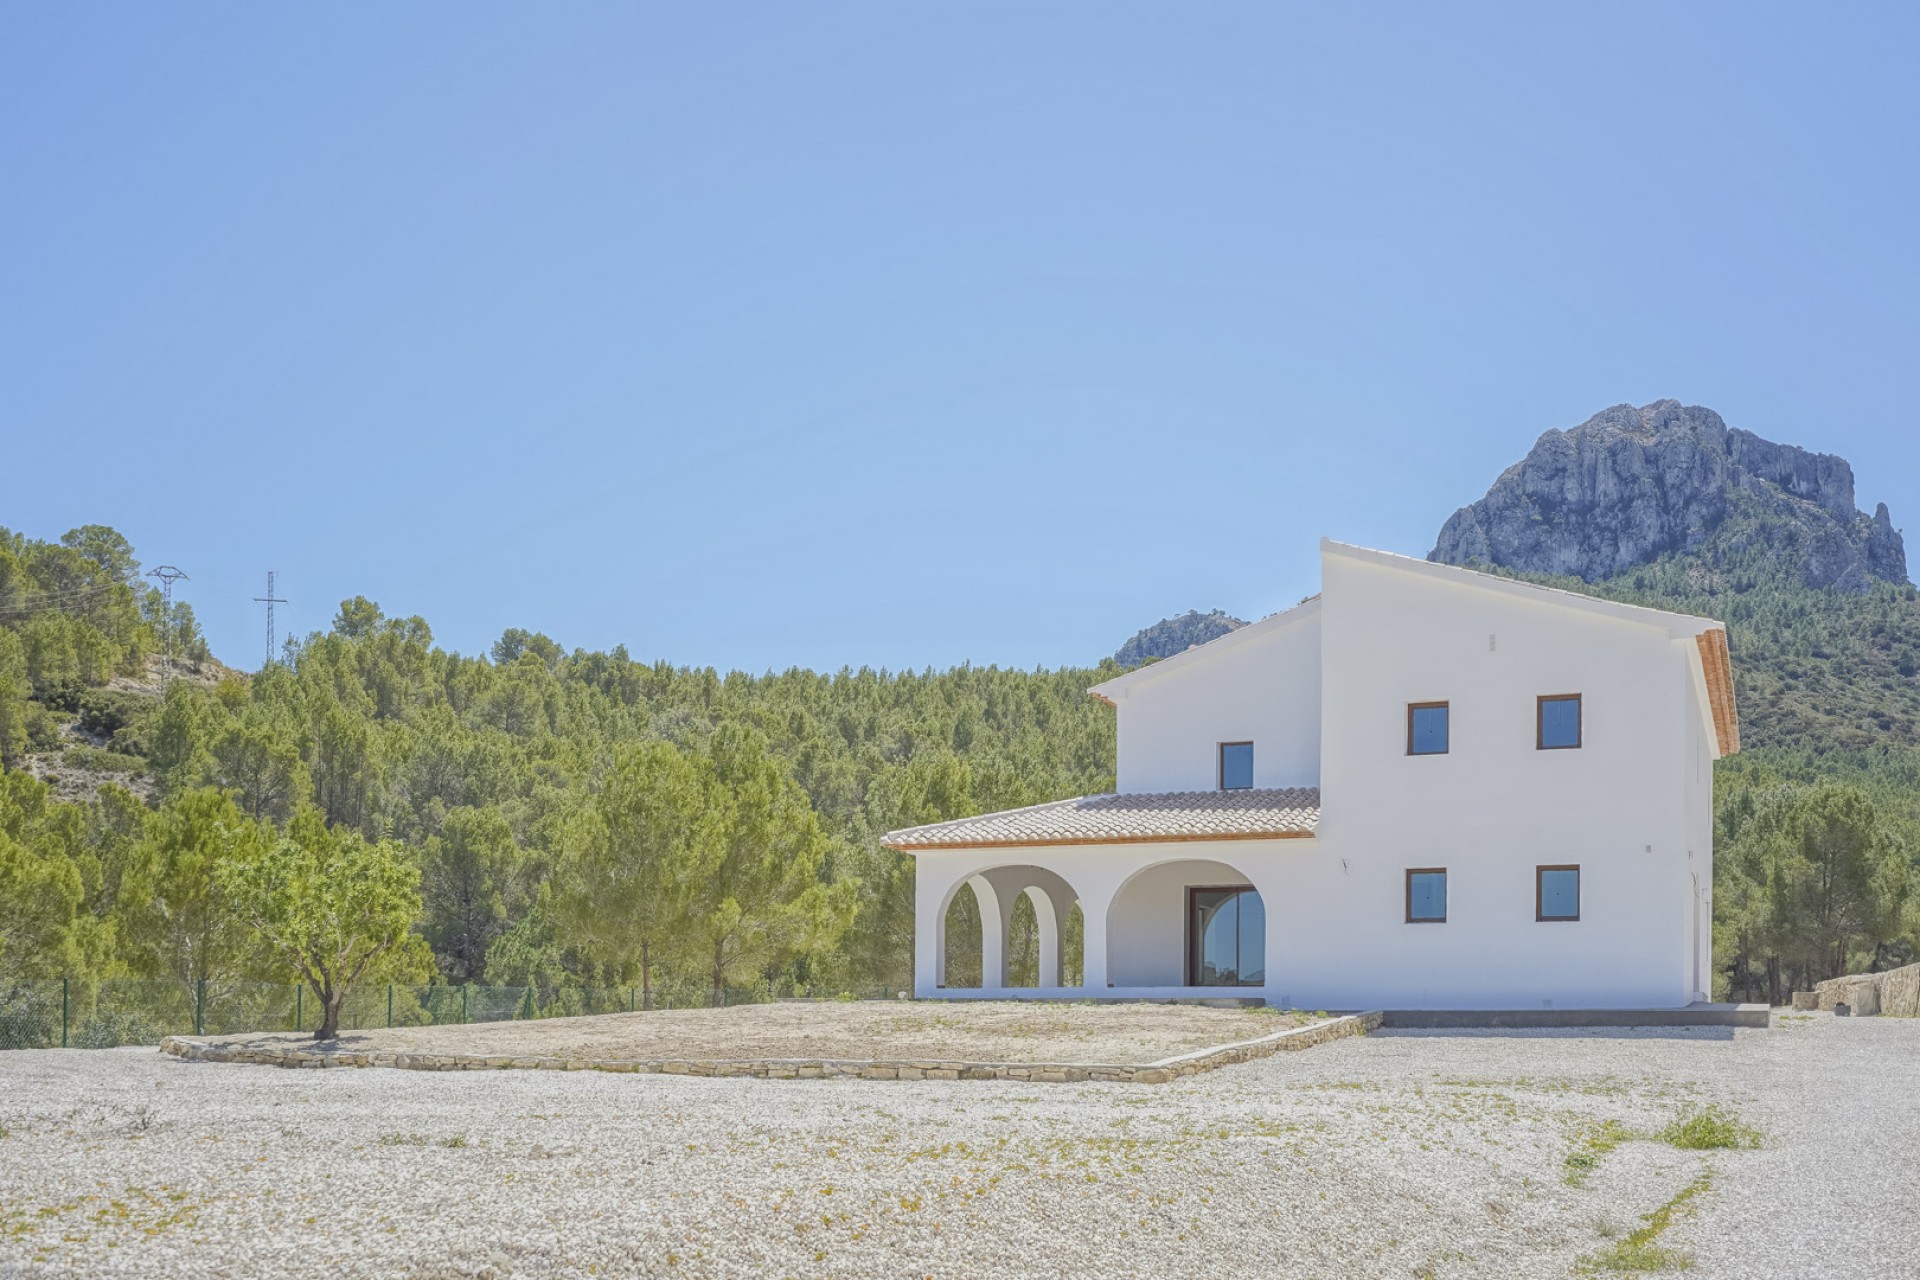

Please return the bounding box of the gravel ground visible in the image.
[177,1001,1308,1065]
[0,1012,1914,1279]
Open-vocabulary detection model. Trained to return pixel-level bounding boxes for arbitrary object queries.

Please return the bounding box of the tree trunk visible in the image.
[711,943,726,1008]
[641,938,652,1012]
[314,985,342,1040]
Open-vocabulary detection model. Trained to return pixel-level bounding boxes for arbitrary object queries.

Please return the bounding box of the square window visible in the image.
[1218,741,1253,790]
[1538,695,1582,750]
[1407,702,1449,755]
[1537,865,1580,921]
[1405,868,1447,923]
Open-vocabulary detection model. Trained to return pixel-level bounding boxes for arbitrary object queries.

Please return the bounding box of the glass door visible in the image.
[1187,886,1265,987]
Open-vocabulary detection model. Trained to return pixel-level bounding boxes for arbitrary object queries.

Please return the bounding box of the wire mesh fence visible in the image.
[0,977,904,1050]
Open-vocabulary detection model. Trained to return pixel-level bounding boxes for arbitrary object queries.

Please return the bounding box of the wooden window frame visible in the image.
[1217,741,1254,791]
[1404,867,1448,923]
[1185,885,1261,987]
[1536,864,1581,922]
[1406,701,1450,756]
[1537,694,1583,750]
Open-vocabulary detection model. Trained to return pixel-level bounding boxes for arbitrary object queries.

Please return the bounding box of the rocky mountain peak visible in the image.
[1430,400,1907,590]
[1114,609,1247,667]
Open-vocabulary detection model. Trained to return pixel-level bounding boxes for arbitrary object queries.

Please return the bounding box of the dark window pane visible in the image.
[1540,697,1581,749]
[1409,704,1449,755]
[1408,871,1447,921]
[1539,868,1580,920]
[1194,890,1238,985]
[1220,742,1253,790]
[1236,891,1265,986]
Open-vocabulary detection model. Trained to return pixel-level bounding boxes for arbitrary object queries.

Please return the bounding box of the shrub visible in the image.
[24,705,63,752]
[64,746,146,777]
[73,1010,163,1049]
[75,691,144,741]
[0,991,54,1050]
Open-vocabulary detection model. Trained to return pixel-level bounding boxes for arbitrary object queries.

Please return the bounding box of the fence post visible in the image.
[460,985,468,1025]
[195,978,205,1036]
[295,985,302,1033]
[630,987,636,1014]
[387,984,394,1028]
[61,978,69,1049]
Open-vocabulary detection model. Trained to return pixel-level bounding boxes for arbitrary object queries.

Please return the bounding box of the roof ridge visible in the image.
[1322,540,1726,634]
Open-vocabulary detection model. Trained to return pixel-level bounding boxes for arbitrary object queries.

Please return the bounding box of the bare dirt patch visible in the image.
[187,1000,1309,1065]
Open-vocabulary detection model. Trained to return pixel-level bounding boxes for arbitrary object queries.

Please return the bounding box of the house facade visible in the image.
[884,541,1739,1010]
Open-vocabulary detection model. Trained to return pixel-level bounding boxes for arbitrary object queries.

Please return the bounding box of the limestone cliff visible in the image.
[1430,400,1907,590]
[1114,609,1247,667]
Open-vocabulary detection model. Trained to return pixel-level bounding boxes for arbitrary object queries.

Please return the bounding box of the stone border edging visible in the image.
[159,1011,1381,1084]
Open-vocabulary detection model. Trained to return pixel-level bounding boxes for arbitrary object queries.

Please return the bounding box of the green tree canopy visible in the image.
[119,788,274,997]
[216,810,428,1039]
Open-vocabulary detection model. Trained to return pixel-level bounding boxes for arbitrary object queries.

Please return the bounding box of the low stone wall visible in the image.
[1804,963,1920,1017]
[159,1011,1382,1084]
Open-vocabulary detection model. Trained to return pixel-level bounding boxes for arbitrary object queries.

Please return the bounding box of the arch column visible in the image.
[1025,886,1061,988]
[1078,880,1116,992]
[970,874,1007,990]
[914,857,1088,996]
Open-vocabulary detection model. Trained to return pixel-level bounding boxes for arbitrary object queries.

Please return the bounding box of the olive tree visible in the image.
[217,811,425,1040]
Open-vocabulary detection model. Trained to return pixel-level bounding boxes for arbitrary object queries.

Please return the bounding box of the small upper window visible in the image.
[1537,865,1581,921]
[1218,741,1253,790]
[1407,702,1449,755]
[1405,868,1447,923]
[1538,695,1582,750]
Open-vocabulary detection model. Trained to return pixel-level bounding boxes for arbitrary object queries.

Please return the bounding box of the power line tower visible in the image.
[146,565,189,685]
[253,571,287,668]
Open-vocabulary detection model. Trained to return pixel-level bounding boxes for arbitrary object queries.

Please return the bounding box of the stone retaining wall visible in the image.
[1803,963,1920,1017]
[159,1011,1382,1084]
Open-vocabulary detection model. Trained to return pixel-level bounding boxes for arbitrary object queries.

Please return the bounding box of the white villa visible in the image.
[884,540,1740,1011]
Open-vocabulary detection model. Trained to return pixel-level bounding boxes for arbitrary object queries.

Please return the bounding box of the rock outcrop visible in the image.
[1115,609,1247,667]
[1431,400,1907,589]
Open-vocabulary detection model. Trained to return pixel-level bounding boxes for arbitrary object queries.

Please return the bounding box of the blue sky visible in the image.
[4,5,1916,673]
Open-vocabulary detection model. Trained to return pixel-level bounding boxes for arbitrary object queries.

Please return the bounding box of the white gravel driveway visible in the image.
[0,1012,1913,1279]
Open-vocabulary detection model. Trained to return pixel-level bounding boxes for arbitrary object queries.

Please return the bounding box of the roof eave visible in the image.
[883,828,1318,853]
[1322,540,1727,638]
[1695,627,1741,757]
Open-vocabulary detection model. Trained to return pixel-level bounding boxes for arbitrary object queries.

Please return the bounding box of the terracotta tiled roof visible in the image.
[881,788,1320,851]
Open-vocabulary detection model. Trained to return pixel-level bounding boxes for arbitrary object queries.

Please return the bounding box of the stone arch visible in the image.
[934,864,1080,991]
[1104,857,1265,990]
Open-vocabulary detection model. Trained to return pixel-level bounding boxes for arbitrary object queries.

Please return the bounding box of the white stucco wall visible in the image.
[1303,548,1702,1008]
[1108,602,1321,793]
[1683,672,1715,1001]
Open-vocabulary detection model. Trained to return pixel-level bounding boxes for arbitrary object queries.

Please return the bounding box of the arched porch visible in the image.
[1105,858,1266,991]
[913,847,1285,1001]
[934,865,1081,992]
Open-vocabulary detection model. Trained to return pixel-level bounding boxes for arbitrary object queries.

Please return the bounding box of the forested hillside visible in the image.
[4,499,1919,1012]
[1,521,1116,1012]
